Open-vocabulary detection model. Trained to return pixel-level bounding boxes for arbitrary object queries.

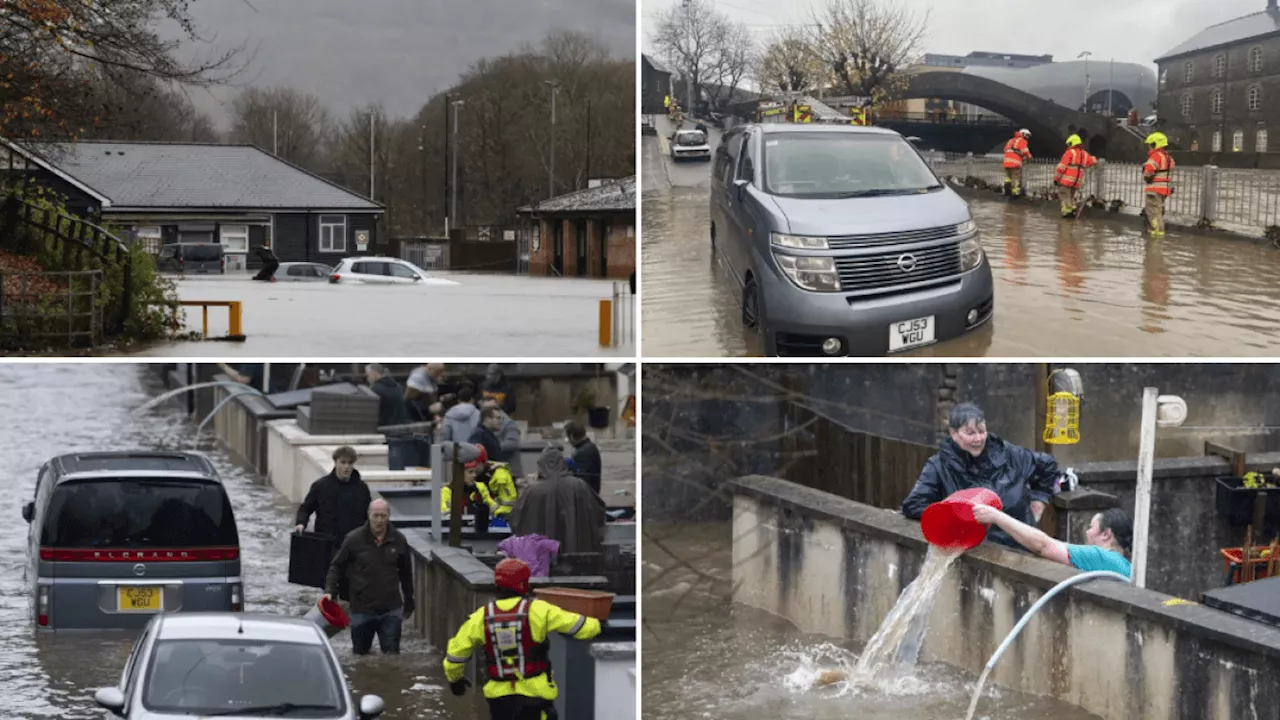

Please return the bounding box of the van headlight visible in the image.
[959,236,985,271]
[956,219,978,235]
[771,233,829,250]
[774,253,841,292]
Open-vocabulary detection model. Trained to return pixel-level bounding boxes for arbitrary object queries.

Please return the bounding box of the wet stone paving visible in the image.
[641,114,1280,357]
[0,364,483,719]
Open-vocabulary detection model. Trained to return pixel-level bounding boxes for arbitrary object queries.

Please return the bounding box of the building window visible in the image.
[319,215,347,252]
[1249,84,1263,111]
[1180,92,1193,116]
[1213,130,1223,152]
[219,224,249,253]
[1212,89,1224,114]
[1213,53,1226,77]
[136,225,162,255]
[1233,129,1245,151]
[1257,127,1269,152]
[1251,46,1264,72]
[1184,61,1194,82]
[1159,69,1167,89]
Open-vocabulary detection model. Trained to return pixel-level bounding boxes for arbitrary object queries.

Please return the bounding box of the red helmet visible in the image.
[464,444,488,469]
[494,558,531,594]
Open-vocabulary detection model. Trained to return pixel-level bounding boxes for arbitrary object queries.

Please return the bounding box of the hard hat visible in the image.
[1066,134,1082,147]
[494,558,531,594]
[464,444,488,469]
[1019,128,1032,138]
[1146,132,1168,149]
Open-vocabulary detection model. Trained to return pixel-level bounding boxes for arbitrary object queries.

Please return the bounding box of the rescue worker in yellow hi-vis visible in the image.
[663,94,671,111]
[444,558,603,719]
[441,443,497,516]
[1002,128,1033,198]
[1142,132,1175,238]
[479,456,519,518]
[1052,134,1097,218]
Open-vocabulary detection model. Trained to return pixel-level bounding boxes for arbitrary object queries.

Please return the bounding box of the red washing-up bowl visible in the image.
[920,488,1003,551]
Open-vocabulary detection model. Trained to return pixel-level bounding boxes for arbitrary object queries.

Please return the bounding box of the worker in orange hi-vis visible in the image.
[1052,134,1097,218]
[1142,132,1175,238]
[1002,128,1033,198]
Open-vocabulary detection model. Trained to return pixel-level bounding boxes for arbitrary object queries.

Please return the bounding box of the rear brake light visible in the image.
[38,547,240,562]
[329,274,340,283]
[37,586,49,626]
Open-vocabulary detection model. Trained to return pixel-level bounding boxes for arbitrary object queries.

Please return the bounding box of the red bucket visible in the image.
[304,596,350,638]
[920,488,1003,550]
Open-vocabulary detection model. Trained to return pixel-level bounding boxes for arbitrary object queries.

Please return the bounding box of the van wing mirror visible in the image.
[22,501,33,523]
[733,178,750,189]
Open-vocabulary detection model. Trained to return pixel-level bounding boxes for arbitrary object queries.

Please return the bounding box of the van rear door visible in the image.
[37,477,241,630]
[182,244,223,274]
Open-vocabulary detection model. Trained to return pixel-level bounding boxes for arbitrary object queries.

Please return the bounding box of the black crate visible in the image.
[1214,476,1280,527]
[288,532,335,589]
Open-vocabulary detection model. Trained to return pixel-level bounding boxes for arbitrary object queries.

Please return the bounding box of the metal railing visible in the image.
[929,153,1280,234]
[599,281,635,350]
[0,269,103,349]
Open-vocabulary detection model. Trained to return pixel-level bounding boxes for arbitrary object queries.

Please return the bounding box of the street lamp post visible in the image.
[545,80,560,200]
[450,99,465,229]
[1078,51,1093,113]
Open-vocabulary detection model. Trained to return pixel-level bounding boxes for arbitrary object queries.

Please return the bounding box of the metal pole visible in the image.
[262,363,270,395]
[369,111,375,201]
[451,102,461,227]
[1108,59,1115,117]
[1132,386,1159,589]
[549,85,558,200]
[444,93,451,235]
[273,111,278,155]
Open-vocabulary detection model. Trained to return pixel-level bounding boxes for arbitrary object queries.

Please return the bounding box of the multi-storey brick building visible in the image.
[1156,0,1280,153]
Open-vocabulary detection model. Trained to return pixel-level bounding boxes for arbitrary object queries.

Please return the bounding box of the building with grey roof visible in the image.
[518,176,634,279]
[1154,0,1280,154]
[2,139,383,268]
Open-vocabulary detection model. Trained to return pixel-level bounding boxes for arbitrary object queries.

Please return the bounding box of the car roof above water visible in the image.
[153,613,327,645]
[51,451,218,483]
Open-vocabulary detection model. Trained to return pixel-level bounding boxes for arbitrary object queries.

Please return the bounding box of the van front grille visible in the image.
[827,225,958,250]
[835,243,962,294]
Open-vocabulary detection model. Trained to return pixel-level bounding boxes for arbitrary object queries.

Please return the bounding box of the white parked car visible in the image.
[328,256,431,285]
[276,262,333,281]
[671,129,712,161]
[94,613,386,719]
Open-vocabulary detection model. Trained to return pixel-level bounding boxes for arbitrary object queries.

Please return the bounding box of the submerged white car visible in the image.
[671,129,712,161]
[328,256,433,285]
[94,613,386,719]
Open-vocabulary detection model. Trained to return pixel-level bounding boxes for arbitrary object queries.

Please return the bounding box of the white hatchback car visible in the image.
[328,256,432,285]
[94,613,386,719]
[671,129,712,161]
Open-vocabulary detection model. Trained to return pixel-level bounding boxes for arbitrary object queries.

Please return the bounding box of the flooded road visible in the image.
[640,114,1280,357]
[641,522,1101,720]
[0,364,479,719]
[136,274,627,357]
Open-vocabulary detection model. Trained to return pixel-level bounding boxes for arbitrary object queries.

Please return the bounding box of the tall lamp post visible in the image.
[545,80,560,200]
[450,99,465,231]
[1078,51,1093,113]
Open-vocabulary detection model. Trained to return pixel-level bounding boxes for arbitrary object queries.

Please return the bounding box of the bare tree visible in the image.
[649,0,724,111]
[756,27,827,94]
[809,0,928,102]
[0,0,250,140]
[703,20,754,110]
[231,86,332,170]
[80,70,222,142]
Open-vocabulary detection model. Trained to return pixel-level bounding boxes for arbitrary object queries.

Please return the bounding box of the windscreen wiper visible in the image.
[834,188,931,198]
[203,703,340,717]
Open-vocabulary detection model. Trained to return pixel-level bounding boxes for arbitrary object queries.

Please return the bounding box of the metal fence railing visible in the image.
[601,280,634,350]
[926,153,1280,235]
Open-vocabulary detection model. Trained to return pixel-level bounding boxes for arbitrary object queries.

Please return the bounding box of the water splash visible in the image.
[854,545,962,680]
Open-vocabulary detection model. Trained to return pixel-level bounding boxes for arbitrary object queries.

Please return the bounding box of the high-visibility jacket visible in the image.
[443,596,601,701]
[1143,149,1174,196]
[1054,147,1097,189]
[484,463,518,517]
[663,95,671,108]
[1003,135,1031,168]
[441,480,495,515]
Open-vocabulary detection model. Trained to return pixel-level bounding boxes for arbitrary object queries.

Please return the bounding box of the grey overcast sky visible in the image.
[174,0,635,128]
[641,0,1269,69]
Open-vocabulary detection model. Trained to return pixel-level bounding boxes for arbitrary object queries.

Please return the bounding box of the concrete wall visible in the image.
[729,475,1280,720]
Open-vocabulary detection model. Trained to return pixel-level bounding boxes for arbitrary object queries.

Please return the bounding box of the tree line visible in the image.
[1,1,634,234]
[649,0,928,110]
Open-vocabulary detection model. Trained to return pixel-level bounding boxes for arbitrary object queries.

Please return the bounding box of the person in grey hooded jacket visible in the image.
[440,387,481,443]
[480,398,524,477]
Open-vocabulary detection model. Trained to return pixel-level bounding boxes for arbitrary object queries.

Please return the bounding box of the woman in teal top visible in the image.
[971,504,1132,579]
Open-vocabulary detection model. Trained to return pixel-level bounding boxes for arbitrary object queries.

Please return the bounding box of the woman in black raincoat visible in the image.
[901,402,1061,550]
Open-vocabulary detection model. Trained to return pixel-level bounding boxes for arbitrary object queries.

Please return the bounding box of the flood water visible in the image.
[0,364,480,719]
[641,522,1101,720]
[641,115,1280,357]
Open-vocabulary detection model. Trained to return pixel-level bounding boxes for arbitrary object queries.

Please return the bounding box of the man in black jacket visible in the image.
[901,403,1061,550]
[366,363,409,427]
[468,405,504,461]
[294,446,371,598]
[323,498,415,655]
[564,419,603,495]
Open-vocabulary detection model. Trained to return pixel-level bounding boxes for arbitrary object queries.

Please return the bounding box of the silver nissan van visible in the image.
[23,451,243,631]
[709,123,994,356]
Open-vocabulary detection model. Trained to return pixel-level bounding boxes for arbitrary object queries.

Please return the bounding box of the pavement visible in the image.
[134,272,631,357]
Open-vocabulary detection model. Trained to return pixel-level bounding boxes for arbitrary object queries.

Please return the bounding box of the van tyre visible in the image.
[742,278,760,330]
[710,222,716,250]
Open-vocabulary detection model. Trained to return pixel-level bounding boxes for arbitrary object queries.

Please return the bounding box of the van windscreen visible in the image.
[41,478,238,548]
[183,245,222,261]
[761,134,940,198]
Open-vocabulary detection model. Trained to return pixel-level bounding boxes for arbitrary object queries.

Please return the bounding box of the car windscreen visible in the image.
[41,478,239,548]
[676,132,707,146]
[182,245,222,261]
[143,639,345,717]
[761,133,941,198]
